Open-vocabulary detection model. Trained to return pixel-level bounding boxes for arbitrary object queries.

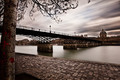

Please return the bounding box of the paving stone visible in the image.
[15,54,120,80]
[88,72,93,76]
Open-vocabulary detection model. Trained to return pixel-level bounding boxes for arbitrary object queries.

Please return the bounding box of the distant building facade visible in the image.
[95,29,120,45]
[100,29,107,38]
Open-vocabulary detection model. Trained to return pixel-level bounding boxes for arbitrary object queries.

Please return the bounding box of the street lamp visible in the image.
[49,25,51,33]
[74,32,76,36]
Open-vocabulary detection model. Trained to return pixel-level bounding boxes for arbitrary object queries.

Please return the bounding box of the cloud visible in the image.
[18,0,120,39]
[76,0,120,36]
[77,17,120,33]
[107,29,120,36]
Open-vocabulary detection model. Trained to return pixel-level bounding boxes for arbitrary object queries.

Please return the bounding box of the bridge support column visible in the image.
[77,43,100,48]
[37,44,53,53]
[63,44,77,50]
[77,43,87,48]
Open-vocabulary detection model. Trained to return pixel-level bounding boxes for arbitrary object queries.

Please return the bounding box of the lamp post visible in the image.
[49,25,51,33]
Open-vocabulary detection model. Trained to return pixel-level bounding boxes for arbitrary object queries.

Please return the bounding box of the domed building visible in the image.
[100,29,107,38]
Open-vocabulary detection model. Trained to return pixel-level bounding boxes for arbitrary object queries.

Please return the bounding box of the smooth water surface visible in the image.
[15,45,120,64]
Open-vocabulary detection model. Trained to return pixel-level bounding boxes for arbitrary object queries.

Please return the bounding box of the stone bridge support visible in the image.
[63,39,101,49]
[77,42,101,48]
[77,41,90,48]
[77,43,88,48]
[63,39,78,50]
[37,44,53,53]
[63,44,77,50]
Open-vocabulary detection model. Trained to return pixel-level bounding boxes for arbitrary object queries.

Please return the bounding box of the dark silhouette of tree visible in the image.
[0,0,90,80]
[0,0,79,23]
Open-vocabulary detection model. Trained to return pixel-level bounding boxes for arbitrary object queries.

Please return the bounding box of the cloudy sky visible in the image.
[17,0,120,40]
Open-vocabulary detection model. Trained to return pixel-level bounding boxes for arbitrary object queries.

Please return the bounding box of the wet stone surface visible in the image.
[15,54,120,80]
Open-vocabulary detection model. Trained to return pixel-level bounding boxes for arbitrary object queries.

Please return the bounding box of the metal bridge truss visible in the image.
[27,35,57,43]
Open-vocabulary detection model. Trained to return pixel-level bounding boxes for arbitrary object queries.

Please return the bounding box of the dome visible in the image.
[100,29,107,38]
[100,29,107,34]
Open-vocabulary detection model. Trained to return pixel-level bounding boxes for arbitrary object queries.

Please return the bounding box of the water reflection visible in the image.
[15,45,120,64]
[38,52,53,57]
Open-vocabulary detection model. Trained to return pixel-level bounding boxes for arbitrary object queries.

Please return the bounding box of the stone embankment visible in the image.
[15,54,120,80]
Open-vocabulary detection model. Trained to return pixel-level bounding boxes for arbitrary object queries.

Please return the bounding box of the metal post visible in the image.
[49,25,51,33]
[74,32,76,36]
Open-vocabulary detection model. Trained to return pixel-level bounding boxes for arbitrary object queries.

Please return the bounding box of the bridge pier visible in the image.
[77,43,99,48]
[63,44,77,50]
[77,43,89,48]
[37,44,53,53]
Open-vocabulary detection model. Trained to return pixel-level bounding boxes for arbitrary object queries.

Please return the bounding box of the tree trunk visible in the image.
[0,0,17,80]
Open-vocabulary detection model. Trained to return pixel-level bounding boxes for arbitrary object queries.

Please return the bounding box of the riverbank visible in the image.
[15,53,120,80]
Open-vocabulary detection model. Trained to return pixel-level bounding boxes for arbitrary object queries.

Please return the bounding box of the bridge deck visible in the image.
[0,26,101,42]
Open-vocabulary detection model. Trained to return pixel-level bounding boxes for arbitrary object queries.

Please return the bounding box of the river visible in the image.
[15,45,120,64]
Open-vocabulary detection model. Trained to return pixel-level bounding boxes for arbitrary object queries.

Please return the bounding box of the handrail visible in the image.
[17,25,74,37]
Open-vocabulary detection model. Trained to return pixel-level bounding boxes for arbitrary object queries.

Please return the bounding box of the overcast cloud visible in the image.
[17,0,120,40]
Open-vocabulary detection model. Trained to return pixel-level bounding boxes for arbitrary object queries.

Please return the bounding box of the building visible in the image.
[95,29,120,45]
[100,29,107,38]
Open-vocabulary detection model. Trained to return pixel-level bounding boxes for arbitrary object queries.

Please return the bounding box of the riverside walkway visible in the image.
[15,54,120,80]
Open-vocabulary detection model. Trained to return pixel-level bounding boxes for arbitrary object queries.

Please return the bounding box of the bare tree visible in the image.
[0,0,91,23]
[29,0,78,22]
[0,0,79,23]
[0,0,17,80]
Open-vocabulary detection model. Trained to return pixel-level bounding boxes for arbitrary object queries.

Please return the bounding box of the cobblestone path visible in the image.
[15,54,120,80]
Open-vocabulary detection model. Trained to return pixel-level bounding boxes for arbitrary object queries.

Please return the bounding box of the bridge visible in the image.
[0,25,102,53]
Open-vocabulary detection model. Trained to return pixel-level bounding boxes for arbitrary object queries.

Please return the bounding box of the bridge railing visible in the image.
[17,25,74,37]
[17,25,49,33]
